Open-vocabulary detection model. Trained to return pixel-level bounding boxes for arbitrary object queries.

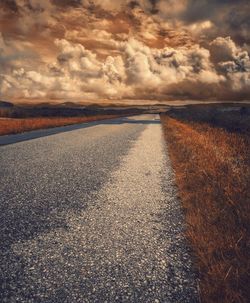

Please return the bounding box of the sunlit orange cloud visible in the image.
[0,0,249,103]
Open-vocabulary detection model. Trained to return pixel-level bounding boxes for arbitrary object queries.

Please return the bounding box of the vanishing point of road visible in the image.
[0,115,198,302]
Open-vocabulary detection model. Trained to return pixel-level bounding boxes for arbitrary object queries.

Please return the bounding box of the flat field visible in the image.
[161,104,250,303]
[0,115,119,136]
[0,104,146,136]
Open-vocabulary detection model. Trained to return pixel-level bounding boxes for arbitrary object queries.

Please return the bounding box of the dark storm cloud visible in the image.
[148,0,248,22]
[52,0,83,8]
[181,0,239,23]
[0,0,18,12]
[153,0,250,42]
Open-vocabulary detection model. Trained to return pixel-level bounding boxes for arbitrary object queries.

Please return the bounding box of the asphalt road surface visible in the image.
[0,115,198,303]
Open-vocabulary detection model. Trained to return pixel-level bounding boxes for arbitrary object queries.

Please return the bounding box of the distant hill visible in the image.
[0,101,14,108]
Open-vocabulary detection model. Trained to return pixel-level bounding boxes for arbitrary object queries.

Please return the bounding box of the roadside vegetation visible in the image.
[0,116,120,136]
[0,104,145,136]
[161,104,250,303]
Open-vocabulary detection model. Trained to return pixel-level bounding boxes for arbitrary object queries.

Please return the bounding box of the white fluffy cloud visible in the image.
[209,36,250,93]
[2,33,235,101]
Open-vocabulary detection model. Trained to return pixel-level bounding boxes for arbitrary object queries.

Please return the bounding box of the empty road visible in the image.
[0,115,198,302]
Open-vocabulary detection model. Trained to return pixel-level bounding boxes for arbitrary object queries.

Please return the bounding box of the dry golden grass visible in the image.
[161,115,250,303]
[0,115,119,136]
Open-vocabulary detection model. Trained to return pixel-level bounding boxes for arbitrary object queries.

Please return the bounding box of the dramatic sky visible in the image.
[0,0,250,103]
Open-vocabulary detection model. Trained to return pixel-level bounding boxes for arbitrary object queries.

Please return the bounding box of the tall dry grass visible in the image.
[161,115,250,303]
[0,115,118,136]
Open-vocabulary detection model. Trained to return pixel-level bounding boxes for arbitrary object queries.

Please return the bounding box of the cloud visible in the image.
[209,36,250,77]
[210,36,239,63]
[1,34,231,101]
[0,1,250,102]
[209,36,250,95]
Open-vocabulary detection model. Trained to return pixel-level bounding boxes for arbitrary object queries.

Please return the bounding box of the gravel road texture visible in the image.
[0,115,198,302]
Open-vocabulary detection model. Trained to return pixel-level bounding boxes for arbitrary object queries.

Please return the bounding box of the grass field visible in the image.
[0,115,119,136]
[0,103,147,136]
[161,105,250,303]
